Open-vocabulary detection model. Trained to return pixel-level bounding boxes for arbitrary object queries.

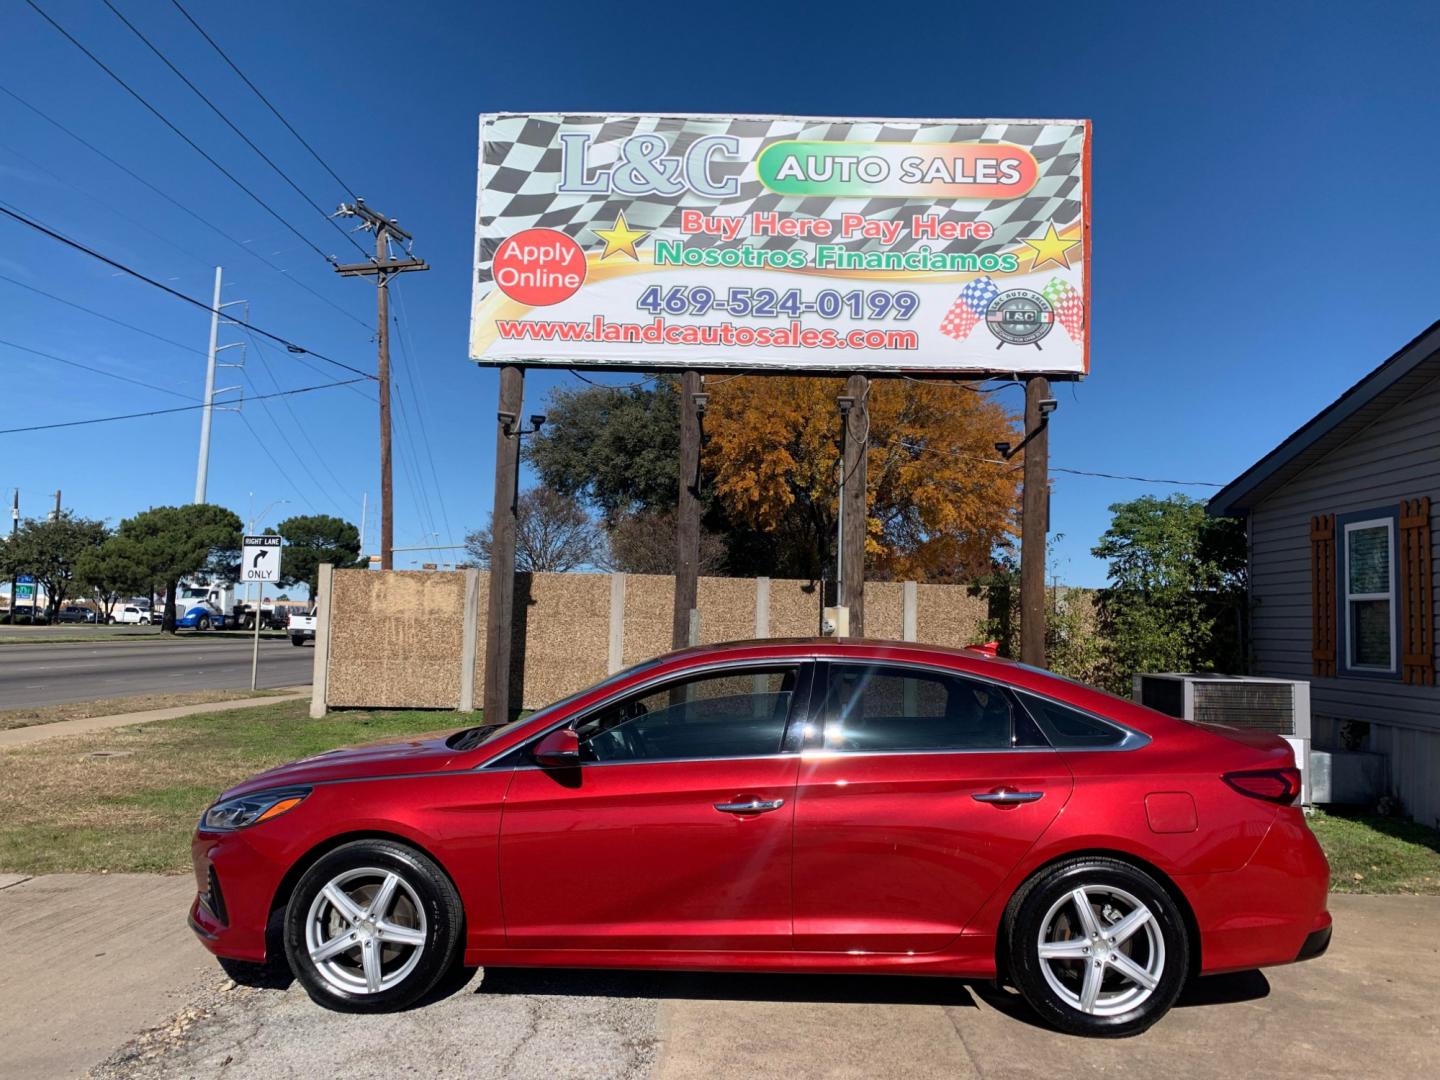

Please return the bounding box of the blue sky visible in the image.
[3,0,1437,588]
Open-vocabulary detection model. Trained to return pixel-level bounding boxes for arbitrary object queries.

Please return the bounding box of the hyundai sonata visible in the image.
[190,639,1330,1036]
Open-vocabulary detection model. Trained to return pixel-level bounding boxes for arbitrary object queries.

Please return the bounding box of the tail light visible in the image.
[1223,768,1302,805]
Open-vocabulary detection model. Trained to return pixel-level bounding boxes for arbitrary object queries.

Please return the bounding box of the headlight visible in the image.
[201,787,310,831]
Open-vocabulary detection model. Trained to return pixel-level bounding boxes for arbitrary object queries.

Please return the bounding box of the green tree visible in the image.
[274,514,365,599]
[0,511,107,618]
[1092,494,1247,684]
[525,381,681,523]
[74,536,154,621]
[117,504,243,633]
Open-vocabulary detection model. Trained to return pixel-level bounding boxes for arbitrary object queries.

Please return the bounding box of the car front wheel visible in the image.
[283,840,463,1012]
[1006,857,1189,1037]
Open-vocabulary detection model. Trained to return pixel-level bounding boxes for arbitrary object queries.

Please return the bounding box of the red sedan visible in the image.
[190,639,1330,1037]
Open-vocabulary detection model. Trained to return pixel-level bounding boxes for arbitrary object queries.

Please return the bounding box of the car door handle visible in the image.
[714,799,785,815]
[972,790,1044,805]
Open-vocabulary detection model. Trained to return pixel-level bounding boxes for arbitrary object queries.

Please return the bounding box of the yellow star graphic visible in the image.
[593,211,649,261]
[1022,222,1081,271]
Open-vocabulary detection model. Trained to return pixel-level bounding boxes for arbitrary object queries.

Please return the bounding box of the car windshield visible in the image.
[447,656,666,751]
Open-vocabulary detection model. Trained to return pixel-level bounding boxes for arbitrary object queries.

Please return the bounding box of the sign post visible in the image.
[241,536,282,691]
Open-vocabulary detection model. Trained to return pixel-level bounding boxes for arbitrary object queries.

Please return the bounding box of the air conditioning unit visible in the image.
[1133,674,1312,805]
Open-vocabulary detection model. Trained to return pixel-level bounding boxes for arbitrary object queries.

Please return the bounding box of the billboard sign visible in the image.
[470,114,1090,376]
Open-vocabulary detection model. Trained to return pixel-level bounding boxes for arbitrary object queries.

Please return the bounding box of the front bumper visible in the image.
[189,829,286,962]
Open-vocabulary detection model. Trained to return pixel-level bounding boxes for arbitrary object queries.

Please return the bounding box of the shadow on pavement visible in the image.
[1175,969,1270,1008]
[473,967,980,1008]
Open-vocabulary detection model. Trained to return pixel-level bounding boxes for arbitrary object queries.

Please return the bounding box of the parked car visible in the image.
[189,639,1331,1036]
[109,605,153,625]
[56,606,98,624]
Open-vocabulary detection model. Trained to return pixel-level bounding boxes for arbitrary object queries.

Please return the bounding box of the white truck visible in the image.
[167,581,285,630]
[288,608,318,647]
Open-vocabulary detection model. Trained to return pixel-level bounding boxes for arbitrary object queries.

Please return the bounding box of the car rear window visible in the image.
[1017,694,1130,748]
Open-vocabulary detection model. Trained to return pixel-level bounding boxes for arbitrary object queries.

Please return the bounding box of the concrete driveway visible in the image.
[5,878,1435,1079]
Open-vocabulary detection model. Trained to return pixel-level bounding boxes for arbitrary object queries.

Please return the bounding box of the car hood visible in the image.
[218,732,465,799]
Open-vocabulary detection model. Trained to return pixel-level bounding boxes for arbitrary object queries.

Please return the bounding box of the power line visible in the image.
[237,364,347,516]
[0,378,369,435]
[1049,465,1223,488]
[0,82,372,332]
[0,137,213,272]
[0,336,196,400]
[23,0,338,266]
[0,273,203,356]
[168,0,358,201]
[98,0,366,258]
[243,328,359,512]
[392,283,455,549]
[236,410,315,514]
[0,202,376,380]
[890,437,1222,487]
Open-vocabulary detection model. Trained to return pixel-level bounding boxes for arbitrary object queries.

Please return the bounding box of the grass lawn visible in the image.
[1308,808,1440,895]
[0,699,476,875]
[0,689,291,732]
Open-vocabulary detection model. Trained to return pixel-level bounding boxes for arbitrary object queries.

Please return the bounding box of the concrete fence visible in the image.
[309,567,993,717]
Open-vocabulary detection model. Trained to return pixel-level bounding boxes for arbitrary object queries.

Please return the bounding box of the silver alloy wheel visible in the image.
[304,867,428,995]
[1037,884,1165,1017]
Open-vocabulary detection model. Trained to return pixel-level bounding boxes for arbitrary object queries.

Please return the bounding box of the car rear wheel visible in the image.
[1006,857,1189,1037]
[284,840,463,1012]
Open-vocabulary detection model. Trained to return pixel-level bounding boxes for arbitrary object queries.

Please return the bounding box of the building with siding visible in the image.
[1209,323,1438,827]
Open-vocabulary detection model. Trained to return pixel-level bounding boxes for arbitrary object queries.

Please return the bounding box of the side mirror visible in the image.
[532,727,580,768]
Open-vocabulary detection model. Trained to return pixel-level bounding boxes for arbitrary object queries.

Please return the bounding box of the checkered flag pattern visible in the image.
[939,276,1000,340]
[476,115,1086,284]
[1042,277,1085,341]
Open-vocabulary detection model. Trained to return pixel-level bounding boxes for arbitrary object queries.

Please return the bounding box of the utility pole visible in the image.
[483,366,526,721]
[336,199,429,571]
[839,374,868,635]
[673,371,704,649]
[52,489,61,520]
[195,267,222,504]
[359,492,368,562]
[8,488,16,621]
[1020,377,1054,666]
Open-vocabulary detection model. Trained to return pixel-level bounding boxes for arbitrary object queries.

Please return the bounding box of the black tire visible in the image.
[197,615,211,630]
[1005,857,1189,1037]
[291,635,307,647]
[283,840,463,1013]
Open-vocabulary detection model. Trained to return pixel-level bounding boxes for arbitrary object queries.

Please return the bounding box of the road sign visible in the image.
[241,535,283,583]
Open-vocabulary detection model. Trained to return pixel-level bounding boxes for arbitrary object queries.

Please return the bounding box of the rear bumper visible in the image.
[1180,807,1331,975]
[1296,923,1332,962]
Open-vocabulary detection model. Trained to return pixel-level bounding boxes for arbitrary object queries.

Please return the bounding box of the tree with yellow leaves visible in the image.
[702,377,1022,581]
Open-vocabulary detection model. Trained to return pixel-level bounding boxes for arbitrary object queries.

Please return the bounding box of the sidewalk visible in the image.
[0,873,213,1080]
[0,687,309,749]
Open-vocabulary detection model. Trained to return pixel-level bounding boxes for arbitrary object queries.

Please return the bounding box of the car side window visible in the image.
[573,666,800,763]
[823,664,1018,752]
[1018,693,1129,748]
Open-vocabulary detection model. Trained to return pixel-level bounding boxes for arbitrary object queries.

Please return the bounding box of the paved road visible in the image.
[0,637,315,709]
[47,892,1434,1080]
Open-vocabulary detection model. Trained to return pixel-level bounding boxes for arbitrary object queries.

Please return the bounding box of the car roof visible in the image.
[659,637,1011,665]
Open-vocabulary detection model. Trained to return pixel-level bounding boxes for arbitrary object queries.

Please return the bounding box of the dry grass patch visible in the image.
[0,699,471,874]
[0,689,292,732]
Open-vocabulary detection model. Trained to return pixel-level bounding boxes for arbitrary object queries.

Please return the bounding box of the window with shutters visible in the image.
[1339,511,1399,677]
